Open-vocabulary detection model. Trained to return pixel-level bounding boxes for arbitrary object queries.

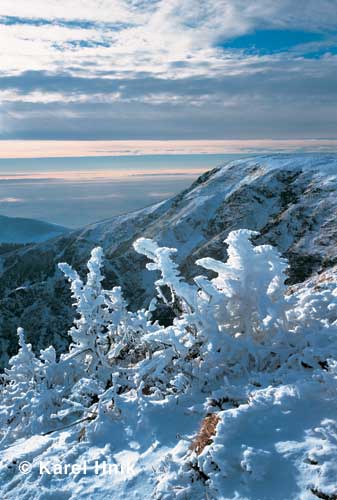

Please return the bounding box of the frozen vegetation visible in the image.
[0,229,337,499]
[1,154,337,369]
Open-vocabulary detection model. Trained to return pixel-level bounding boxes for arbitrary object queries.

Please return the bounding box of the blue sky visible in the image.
[220,30,325,54]
[0,0,337,140]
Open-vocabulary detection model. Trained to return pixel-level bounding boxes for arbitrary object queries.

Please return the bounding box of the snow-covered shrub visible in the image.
[134,230,295,381]
[58,248,152,386]
[282,280,337,372]
[58,247,112,380]
[1,226,337,500]
[195,229,290,340]
[134,230,337,382]
[0,329,74,445]
[0,321,99,446]
[56,228,326,401]
[0,328,42,445]
[133,238,197,315]
[2,228,337,455]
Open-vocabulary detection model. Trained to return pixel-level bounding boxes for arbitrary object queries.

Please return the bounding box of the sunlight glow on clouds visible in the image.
[0,1,336,140]
[0,140,337,159]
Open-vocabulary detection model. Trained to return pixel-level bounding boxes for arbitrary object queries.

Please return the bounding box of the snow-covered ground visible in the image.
[0,228,336,500]
[1,368,336,500]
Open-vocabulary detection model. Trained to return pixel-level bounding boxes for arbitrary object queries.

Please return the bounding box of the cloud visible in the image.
[0,1,140,24]
[1,139,337,159]
[148,191,175,197]
[0,197,24,203]
[1,1,336,79]
[0,1,336,139]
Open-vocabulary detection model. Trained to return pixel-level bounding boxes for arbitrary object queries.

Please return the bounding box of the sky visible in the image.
[0,0,337,141]
[1,140,337,158]
[0,154,238,226]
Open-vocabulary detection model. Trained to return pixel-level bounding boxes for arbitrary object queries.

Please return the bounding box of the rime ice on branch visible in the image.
[1,229,337,448]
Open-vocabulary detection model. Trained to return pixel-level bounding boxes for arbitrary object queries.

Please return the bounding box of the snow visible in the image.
[2,154,337,498]
[3,154,337,374]
[1,376,336,499]
[196,376,337,500]
[69,154,337,307]
[1,227,337,499]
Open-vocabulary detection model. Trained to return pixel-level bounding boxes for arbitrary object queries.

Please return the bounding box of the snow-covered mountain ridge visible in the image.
[1,154,337,366]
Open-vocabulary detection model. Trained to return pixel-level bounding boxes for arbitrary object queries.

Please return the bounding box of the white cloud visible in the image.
[0,1,336,139]
[0,89,122,104]
[0,1,142,24]
[1,0,336,80]
[0,197,24,203]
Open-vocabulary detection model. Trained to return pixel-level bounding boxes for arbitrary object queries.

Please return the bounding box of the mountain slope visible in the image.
[0,154,337,366]
[0,215,69,244]
[1,226,337,500]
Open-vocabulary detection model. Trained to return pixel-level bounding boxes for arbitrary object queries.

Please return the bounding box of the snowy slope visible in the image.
[1,370,337,500]
[0,229,337,500]
[0,215,69,244]
[1,154,337,366]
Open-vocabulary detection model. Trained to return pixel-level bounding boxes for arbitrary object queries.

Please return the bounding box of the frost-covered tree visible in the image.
[0,328,81,445]
[58,247,155,392]
[134,230,293,380]
[58,247,111,378]
[134,238,197,315]
[0,328,41,443]
[196,229,290,341]
[192,230,293,374]
[283,279,337,371]
[133,238,201,392]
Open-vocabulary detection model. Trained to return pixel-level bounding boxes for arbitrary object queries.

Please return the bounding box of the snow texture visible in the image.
[1,229,337,500]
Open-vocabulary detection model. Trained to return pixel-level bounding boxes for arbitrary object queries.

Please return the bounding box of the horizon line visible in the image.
[0,139,337,159]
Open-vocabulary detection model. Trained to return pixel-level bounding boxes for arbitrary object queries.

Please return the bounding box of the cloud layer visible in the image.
[0,0,336,139]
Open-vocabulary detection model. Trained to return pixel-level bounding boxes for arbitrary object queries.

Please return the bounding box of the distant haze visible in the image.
[1,148,337,228]
[0,140,337,158]
[0,153,240,227]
